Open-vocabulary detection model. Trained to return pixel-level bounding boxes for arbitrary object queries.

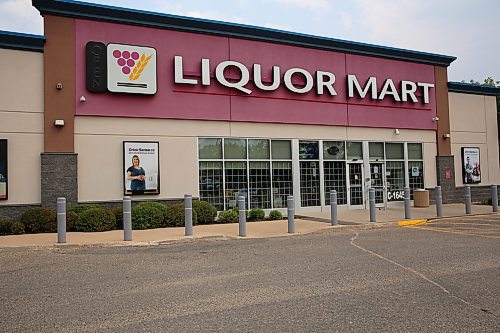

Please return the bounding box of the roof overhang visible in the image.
[32,0,457,67]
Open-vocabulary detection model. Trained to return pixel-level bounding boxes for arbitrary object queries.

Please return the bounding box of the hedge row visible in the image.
[0,202,284,235]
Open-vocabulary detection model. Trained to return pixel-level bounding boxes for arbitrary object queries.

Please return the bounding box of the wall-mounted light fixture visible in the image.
[80,95,86,102]
[432,116,440,122]
[394,129,400,135]
[443,133,451,139]
[54,119,65,127]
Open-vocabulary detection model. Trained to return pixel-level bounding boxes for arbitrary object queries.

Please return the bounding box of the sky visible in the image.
[0,0,498,83]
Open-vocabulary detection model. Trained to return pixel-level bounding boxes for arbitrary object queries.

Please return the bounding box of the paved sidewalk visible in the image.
[0,204,497,248]
[297,203,496,223]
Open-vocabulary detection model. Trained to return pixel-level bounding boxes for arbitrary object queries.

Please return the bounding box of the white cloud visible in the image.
[274,0,333,12]
[352,0,500,81]
[0,0,43,34]
[339,11,352,30]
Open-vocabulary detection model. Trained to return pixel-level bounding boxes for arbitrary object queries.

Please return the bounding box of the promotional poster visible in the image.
[0,139,7,200]
[462,147,481,184]
[123,141,160,195]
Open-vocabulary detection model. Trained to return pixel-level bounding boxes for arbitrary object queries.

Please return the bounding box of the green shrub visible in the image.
[248,208,265,221]
[0,217,24,235]
[68,203,103,215]
[20,208,56,233]
[268,210,283,220]
[66,211,78,232]
[193,201,217,225]
[217,209,239,224]
[132,202,166,230]
[10,220,25,235]
[0,217,12,235]
[73,208,116,232]
[231,208,248,220]
[111,207,123,230]
[164,203,198,227]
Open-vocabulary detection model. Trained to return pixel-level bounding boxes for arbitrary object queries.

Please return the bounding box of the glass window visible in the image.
[224,139,246,159]
[198,138,222,159]
[272,161,293,208]
[224,161,247,209]
[324,161,347,205]
[299,141,319,160]
[386,143,404,159]
[199,161,224,210]
[249,161,271,209]
[408,161,424,199]
[408,143,423,160]
[346,142,362,160]
[323,141,345,160]
[300,161,320,206]
[271,140,292,160]
[386,161,405,201]
[369,142,384,160]
[248,139,270,159]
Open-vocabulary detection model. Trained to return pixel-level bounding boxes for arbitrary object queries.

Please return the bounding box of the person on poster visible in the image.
[127,155,146,194]
[465,156,473,183]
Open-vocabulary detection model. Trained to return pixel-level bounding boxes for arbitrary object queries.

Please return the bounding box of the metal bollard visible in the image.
[184,194,193,236]
[404,187,411,219]
[238,196,246,237]
[465,185,472,214]
[435,186,443,218]
[123,196,132,241]
[287,195,295,233]
[492,185,498,213]
[369,188,376,222]
[56,197,66,244]
[330,190,338,226]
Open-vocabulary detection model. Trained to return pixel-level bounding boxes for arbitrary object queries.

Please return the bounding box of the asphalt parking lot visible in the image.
[407,213,500,239]
[0,214,499,332]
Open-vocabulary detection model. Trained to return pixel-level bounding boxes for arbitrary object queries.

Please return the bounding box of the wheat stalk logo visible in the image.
[129,53,153,80]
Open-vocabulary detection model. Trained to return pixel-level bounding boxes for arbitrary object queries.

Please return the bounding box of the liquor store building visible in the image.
[0,0,499,217]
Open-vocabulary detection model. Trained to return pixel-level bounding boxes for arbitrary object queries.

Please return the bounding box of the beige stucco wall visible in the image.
[75,116,437,201]
[449,92,500,186]
[0,49,44,205]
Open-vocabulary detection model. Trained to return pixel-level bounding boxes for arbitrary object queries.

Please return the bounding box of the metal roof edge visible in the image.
[0,30,45,52]
[448,82,500,96]
[32,0,457,67]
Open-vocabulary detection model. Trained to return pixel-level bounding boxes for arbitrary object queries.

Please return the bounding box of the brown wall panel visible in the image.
[44,15,75,152]
[434,66,451,156]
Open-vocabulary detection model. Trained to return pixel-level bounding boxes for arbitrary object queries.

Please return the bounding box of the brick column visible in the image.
[436,156,456,203]
[41,153,78,210]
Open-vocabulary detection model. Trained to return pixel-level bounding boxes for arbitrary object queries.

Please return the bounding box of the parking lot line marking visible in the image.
[408,226,500,239]
[431,222,500,227]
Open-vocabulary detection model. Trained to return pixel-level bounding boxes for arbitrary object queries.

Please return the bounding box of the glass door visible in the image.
[348,163,364,207]
[369,162,385,207]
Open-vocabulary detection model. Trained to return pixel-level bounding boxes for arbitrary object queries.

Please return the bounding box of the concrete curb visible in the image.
[1,212,498,249]
[398,219,427,227]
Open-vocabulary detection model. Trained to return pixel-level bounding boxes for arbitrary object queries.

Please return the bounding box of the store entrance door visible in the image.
[348,163,364,207]
[369,162,385,207]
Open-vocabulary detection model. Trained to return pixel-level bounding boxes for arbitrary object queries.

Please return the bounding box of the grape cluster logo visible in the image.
[106,43,157,95]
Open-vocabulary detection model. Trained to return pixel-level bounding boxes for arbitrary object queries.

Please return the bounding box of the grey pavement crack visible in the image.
[349,232,498,318]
